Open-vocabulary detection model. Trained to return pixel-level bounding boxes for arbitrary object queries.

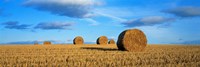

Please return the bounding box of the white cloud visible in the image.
[122,16,175,27]
[24,0,101,18]
[34,21,74,30]
[163,6,200,17]
[140,16,173,24]
[84,18,100,26]
[96,12,127,22]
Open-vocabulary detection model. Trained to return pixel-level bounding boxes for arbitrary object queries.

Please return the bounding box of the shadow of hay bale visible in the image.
[81,47,118,51]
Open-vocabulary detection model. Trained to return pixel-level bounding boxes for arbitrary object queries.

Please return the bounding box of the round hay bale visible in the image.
[117,29,147,52]
[43,41,51,45]
[108,39,115,44]
[34,41,39,45]
[73,36,84,45]
[96,36,108,45]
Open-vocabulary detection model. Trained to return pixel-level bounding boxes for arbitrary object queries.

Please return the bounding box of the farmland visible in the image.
[0,44,199,67]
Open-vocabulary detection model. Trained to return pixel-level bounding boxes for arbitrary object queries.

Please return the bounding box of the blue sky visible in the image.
[0,0,200,44]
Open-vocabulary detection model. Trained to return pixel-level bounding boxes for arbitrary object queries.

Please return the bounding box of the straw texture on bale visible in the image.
[96,36,108,45]
[73,36,84,45]
[43,41,51,45]
[108,39,115,44]
[117,29,147,52]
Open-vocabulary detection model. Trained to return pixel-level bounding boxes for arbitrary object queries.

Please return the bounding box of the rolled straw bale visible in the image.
[43,41,51,45]
[96,36,108,45]
[73,36,84,45]
[108,39,115,44]
[117,29,147,52]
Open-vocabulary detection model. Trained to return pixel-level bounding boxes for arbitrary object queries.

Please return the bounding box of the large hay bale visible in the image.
[43,41,51,45]
[117,29,147,52]
[108,39,115,44]
[96,36,108,45]
[73,36,84,45]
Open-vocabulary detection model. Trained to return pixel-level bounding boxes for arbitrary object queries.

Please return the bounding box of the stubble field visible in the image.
[0,44,199,67]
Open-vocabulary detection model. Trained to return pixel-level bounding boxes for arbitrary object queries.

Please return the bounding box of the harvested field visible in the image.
[0,44,199,67]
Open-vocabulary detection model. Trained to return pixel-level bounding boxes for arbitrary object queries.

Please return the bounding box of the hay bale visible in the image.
[96,36,108,45]
[117,29,147,52]
[73,36,84,45]
[34,41,39,45]
[43,41,51,45]
[108,39,115,44]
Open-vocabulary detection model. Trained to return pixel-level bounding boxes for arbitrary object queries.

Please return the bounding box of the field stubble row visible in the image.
[0,44,199,67]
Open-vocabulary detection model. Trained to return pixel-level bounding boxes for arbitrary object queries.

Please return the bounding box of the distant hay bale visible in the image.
[117,29,147,52]
[73,36,84,45]
[96,36,108,45]
[108,39,115,44]
[43,41,51,45]
[34,41,39,45]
